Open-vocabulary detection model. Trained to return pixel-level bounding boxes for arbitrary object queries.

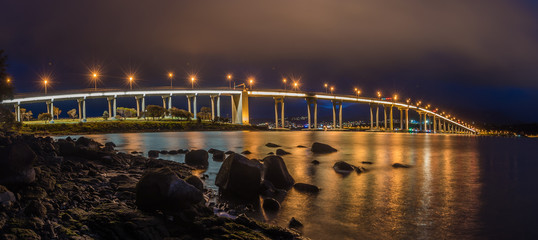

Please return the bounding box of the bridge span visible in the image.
[1,88,476,134]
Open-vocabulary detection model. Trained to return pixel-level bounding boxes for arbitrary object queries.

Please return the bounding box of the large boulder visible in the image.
[148,150,159,158]
[185,149,209,168]
[262,198,280,212]
[262,156,295,190]
[0,142,37,187]
[136,167,204,213]
[311,142,337,153]
[212,149,225,161]
[185,175,204,191]
[56,140,76,156]
[215,153,263,199]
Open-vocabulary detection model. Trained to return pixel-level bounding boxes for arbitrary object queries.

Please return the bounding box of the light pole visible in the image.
[129,76,133,90]
[356,90,361,98]
[168,72,174,89]
[330,86,334,94]
[92,72,98,91]
[44,79,48,94]
[293,82,298,91]
[249,78,254,89]
[283,78,287,91]
[191,76,195,89]
[324,83,328,93]
[377,91,381,99]
[393,94,398,102]
[227,74,232,89]
[6,77,11,84]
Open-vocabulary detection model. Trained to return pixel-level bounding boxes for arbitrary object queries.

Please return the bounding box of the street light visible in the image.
[91,72,98,91]
[6,77,11,84]
[356,89,361,97]
[394,94,398,101]
[249,78,254,89]
[293,81,299,91]
[128,76,134,90]
[406,98,411,105]
[43,78,49,94]
[283,78,287,91]
[377,91,381,98]
[168,72,174,89]
[190,75,196,89]
[227,74,232,89]
[324,83,328,93]
[330,86,334,94]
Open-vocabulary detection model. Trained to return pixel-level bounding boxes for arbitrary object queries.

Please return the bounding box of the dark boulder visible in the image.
[241,150,252,155]
[293,183,320,193]
[148,150,159,158]
[177,149,189,154]
[276,149,291,156]
[311,142,337,153]
[185,175,204,191]
[208,148,219,154]
[168,150,178,155]
[267,152,274,155]
[185,149,209,168]
[105,142,116,148]
[0,142,37,187]
[355,166,367,173]
[333,161,355,173]
[262,155,295,189]
[0,185,16,207]
[289,217,304,229]
[25,200,47,218]
[265,143,281,148]
[225,150,234,154]
[215,153,263,199]
[259,180,277,197]
[159,150,169,154]
[212,149,225,161]
[57,140,76,156]
[136,167,204,213]
[362,161,373,164]
[311,160,320,165]
[296,145,307,148]
[392,163,411,168]
[262,198,280,212]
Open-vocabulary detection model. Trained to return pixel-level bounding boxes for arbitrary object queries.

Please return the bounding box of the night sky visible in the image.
[2,0,538,124]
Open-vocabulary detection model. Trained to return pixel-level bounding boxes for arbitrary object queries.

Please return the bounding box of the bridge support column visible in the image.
[314,101,318,128]
[383,106,388,130]
[231,91,249,125]
[419,113,423,131]
[112,96,116,119]
[331,100,342,129]
[306,98,316,129]
[370,104,374,129]
[49,100,55,123]
[424,113,428,132]
[107,97,113,119]
[187,95,192,114]
[217,95,221,118]
[135,97,140,117]
[272,97,285,128]
[14,104,21,122]
[399,108,403,130]
[405,108,409,131]
[438,118,442,133]
[210,95,216,121]
[376,105,379,129]
[433,115,437,133]
[390,106,394,131]
[77,99,82,121]
[193,95,197,120]
[339,102,343,129]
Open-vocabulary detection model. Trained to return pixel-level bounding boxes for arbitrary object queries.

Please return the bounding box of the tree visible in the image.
[169,107,192,121]
[67,109,77,119]
[102,111,109,120]
[20,108,33,121]
[38,113,52,123]
[116,107,137,119]
[53,106,61,120]
[197,106,212,120]
[145,105,166,120]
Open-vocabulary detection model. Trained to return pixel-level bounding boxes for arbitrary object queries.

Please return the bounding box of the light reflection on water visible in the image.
[55,131,538,239]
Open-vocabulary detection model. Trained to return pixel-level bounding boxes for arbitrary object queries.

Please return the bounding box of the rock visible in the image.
[293,183,320,193]
[333,161,355,173]
[177,149,189,154]
[105,142,116,148]
[136,167,204,213]
[212,150,225,161]
[185,175,204,191]
[311,142,337,153]
[265,143,281,148]
[267,152,274,155]
[185,149,209,168]
[276,149,290,155]
[225,150,234,154]
[311,160,320,165]
[104,142,116,151]
[392,163,411,168]
[241,150,252,155]
[131,151,138,154]
[57,140,76,156]
[88,169,98,177]
[168,150,178,155]
[259,180,277,196]
[0,142,37,187]
[0,185,16,207]
[289,217,303,229]
[208,148,219,154]
[160,150,169,154]
[9,228,40,240]
[215,153,263,199]
[75,136,92,146]
[262,198,280,211]
[362,161,373,164]
[355,166,367,173]
[25,200,47,218]
[262,156,295,189]
[296,145,307,148]
[148,150,159,158]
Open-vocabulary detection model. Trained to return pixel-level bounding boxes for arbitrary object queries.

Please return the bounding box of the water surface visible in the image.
[56,131,538,239]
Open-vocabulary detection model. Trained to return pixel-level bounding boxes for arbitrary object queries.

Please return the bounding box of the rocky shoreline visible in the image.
[0,132,305,240]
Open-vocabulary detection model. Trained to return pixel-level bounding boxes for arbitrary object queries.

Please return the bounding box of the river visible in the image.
[55,131,538,239]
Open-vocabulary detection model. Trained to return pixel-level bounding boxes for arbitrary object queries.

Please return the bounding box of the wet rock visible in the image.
[259,180,277,197]
[185,175,204,191]
[311,160,320,165]
[276,149,291,156]
[208,148,219,154]
[105,142,116,148]
[267,152,274,155]
[262,198,280,212]
[177,149,189,154]
[160,150,169,154]
[241,150,252,155]
[262,155,295,189]
[168,150,178,155]
[333,161,355,174]
[311,142,337,153]
[355,166,367,173]
[136,167,204,213]
[57,140,76,156]
[289,217,303,229]
[212,149,225,161]
[225,150,234,154]
[293,183,320,193]
[265,143,281,148]
[215,153,263,199]
[148,150,159,158]
[296,145,307,148]
[131,151,138,154]
[362,161,373,164]
[185,149,209,168]
[0,185,16,207]
[0,142,37,187]
[25,200,47,218]
[392,163,412,168]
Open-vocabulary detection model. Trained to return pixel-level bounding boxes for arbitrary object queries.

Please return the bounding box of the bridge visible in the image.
[0,88,477,134]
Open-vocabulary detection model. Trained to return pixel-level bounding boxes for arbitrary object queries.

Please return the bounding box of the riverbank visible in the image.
[0,131,303,239]
[20,120,267,135]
